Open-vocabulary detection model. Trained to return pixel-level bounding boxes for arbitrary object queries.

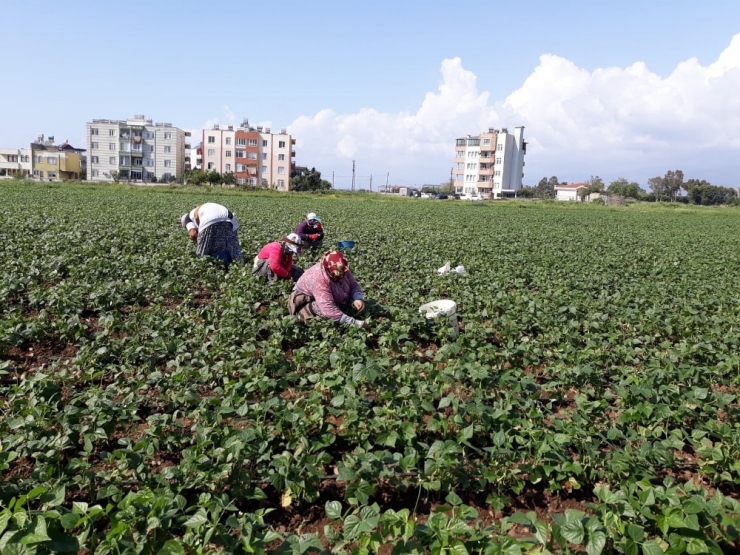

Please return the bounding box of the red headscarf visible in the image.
[322,250,349,281]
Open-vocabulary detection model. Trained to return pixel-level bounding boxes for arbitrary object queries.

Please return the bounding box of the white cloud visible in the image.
[288,34,740,187]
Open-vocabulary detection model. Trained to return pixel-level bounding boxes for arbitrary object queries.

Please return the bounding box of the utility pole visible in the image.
[332,171,334,189]
[369,174,372,192]
[351,160,355,192]
[385,172,389,192]
[450,167,454,193]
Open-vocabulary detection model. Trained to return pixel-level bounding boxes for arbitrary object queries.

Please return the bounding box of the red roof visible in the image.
[555,182,588,190]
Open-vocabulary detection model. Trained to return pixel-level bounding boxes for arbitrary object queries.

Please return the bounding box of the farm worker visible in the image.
[288,249,366,327]
[180,203,243,265]
[294,212,324,248]
[252,233,305,282]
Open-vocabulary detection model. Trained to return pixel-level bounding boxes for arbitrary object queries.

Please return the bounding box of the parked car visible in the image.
[452,194,460,200]
[436,193,448,199]
[461,193,482,201]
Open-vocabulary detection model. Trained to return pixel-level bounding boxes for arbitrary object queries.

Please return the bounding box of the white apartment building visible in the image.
[0,147,31,178]
[201,120,294,189]
[453,127,526,199]
[260,128,293,190]
[86,115,190,183]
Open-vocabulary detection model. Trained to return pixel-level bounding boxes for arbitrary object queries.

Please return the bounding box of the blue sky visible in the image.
[2,0,740,188]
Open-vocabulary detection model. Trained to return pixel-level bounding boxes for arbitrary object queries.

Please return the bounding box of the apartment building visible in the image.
[0,147,31,178]
[86,115,190,182]
[29,135,85,181]
[201,119,295,189]
[453,127,526,199]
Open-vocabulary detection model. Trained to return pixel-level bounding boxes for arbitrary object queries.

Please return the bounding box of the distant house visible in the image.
[555,182,588,201]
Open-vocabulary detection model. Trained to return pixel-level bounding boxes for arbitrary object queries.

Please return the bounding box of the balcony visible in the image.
[479,167,493,176]
[185,144,191,150]
[291,151,296,157]
[454,156,464,163]
[130,149,143,156]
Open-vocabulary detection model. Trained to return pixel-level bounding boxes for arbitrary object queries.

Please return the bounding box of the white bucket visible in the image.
[419,299,459,338]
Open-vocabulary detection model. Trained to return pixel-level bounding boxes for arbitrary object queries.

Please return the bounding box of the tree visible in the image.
[517,186,536,198]
[607,177,643,198]
[290,167,332,192]
[206,170,222,186]
[663,170,684,201]
[687,182,737,205]
[110,170,120,184]
[222,172,236,185]
[647,176,666,200]
[534,176,557,199]
[186,169,207,186]
[586,175,605,192]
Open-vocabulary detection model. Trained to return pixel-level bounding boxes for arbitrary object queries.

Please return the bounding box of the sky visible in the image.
[2,0,740,189]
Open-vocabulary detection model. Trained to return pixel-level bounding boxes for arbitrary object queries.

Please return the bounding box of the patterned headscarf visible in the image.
[322,250,349,281]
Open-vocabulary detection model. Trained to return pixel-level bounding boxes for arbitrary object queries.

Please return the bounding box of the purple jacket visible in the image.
[295,220,324,242]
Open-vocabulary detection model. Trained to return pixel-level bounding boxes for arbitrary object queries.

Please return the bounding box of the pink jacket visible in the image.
[294,261,363,324]
[257,242,294,279]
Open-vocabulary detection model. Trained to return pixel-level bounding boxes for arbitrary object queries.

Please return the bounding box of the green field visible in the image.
[1,181,739,554]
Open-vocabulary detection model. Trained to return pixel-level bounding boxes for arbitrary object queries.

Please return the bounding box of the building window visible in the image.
[38,171,44,178]
[236,138,246,146]
[497,144,503,151]
[164,146,171,153]
[262,153,267,160]
[278,179,285,187]
[236,150,245,158]
[237,178,246,185]
[248,139,257,147]
[207,136,215,143]
[109,129,116,136]
[109,157,116,165]
[496,157,502,164]
[120,156,130,165]
[225,163,231,172]
[261,165,267,173]
[236,164,245,172]
[91,156,99,163]
[46,157,57,165]
[47,171,57,178]
[90,128,99,135]
[133,158,142,166]
[456,150,464,157]
[225,150,232,157]
[164,132,172,139]
[278,141,286,148]
[247,152,257,160]
[225,137,232,145]
[278,154,285,161]
[482,138,490,145]
[207,149,215,156]
[146,171,155,180]
[91,142,98,149]
[207,162,215,169]
[109,143,116,151]
[35,155,43,163]
[262,140,267,147]
[92,169,99,177]
[164,160,171,167]
[146,159,154,167]
[277,167,285,174]
[146,132,155,139]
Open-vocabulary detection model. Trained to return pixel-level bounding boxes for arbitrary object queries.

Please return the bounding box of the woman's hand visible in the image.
[353,300,365,312]
[189,229,198,242]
